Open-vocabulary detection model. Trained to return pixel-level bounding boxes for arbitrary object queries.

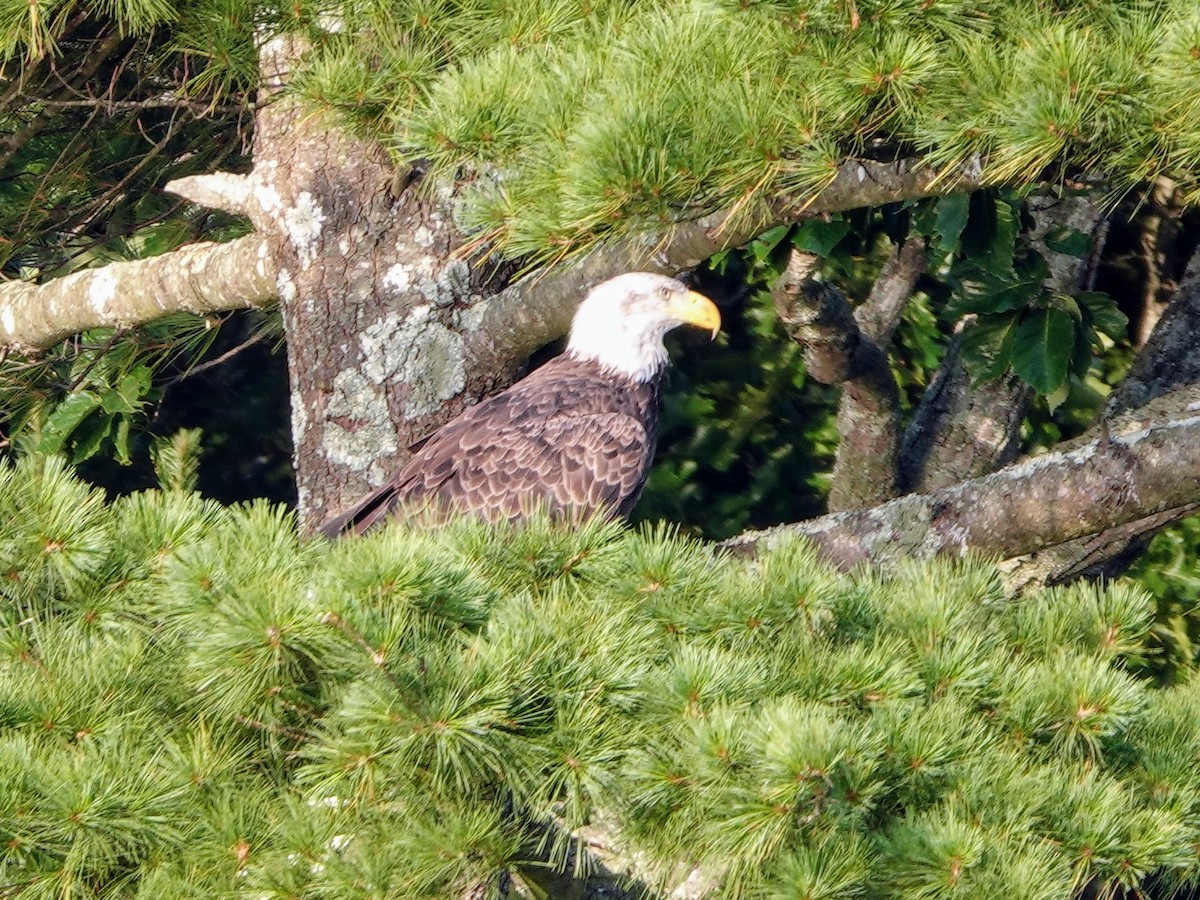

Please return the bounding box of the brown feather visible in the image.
[320,355,663,536]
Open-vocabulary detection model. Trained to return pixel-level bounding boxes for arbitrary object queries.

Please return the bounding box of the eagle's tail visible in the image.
[315,483,402,539]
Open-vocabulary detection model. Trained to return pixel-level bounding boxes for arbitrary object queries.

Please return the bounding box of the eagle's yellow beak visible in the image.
[669,290,721,339]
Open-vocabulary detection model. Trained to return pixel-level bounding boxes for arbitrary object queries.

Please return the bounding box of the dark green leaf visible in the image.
[708,249,732,274]
[749,225,791,262]
[960,313,1019,384]
[946,267,1044,319]
[1070,318,1093,378]
[1011,306,1076,394]
[39,392,102,455]
[1044,227,1092,258]
[70,413,113,463]
[974,197,1017,275]
[932,193,970,254]
[1045,375,1073,414]
[100,365,153,415]
[792,219,850,256]
[1076,291,1128,341]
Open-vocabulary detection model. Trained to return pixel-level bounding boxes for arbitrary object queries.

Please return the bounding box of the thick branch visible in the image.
[770,250,901,510]
[723,397,1200,582]
[0,235,274,350]
[897,343,1031,493]
[467,157,984,374]
[1106,246,1200,418]
[0,155,983,368]
[992,252,1200,588]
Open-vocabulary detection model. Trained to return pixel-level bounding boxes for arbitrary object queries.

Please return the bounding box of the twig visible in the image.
[171,328,270,382]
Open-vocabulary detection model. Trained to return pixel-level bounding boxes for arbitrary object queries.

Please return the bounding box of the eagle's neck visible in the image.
[565,319,670,383]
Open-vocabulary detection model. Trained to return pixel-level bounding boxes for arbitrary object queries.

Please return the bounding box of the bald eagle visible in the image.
[318,273,720,537]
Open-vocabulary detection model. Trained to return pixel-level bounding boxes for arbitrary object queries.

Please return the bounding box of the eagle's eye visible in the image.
[658,285,674,301]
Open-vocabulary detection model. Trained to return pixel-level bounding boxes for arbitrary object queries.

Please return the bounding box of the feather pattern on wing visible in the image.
[319,354,662,536]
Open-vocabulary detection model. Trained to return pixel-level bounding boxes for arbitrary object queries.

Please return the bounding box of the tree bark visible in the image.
[769,250,903,511]
[723,387,1200,585]
[898,190,1107,493]
[0,236,273,350]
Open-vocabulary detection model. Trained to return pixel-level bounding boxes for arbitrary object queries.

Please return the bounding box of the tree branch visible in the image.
[0,155,981,364]
[1105,246,1200,418]
[472,156,984,380]
[723,391,1200,587]
[855,236,927,346]
[165,172,253,217]
[769,249,901,510]
[898,190,1107,493]
[0,235,274,351]
[987,246,1200,589]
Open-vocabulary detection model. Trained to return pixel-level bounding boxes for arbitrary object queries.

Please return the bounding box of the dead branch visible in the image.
[0,235,274,351]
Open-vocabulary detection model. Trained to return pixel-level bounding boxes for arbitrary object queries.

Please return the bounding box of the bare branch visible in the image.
[768,250,901,509]
[1000,502,1200,593]
[771,253,859,383]
[723,392,1200,585]
[0,155,982,375]
[475,156,985,378]
[165,172,253,217]
[991,256,1200,587]
[0,235,274,351]
[1106,245,1200,418]
[897,343,1031,493]
[855,236,927,346]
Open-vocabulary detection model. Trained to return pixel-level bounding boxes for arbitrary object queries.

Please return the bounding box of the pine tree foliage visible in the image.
[8,0,1196,267]
[3,457,1200,898]
[284,0,1200,261]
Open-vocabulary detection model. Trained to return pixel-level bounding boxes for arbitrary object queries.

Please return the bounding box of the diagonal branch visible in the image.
[855,236,927,346]
[0,235,274,351]
[0,155,982,361]
[470,157,983,380]
[722,386,1200,588]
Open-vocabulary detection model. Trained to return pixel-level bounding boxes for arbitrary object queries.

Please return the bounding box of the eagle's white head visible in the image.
[565,273,721,382]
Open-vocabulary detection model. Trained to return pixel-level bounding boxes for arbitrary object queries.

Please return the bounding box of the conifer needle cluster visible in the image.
[289,0,1200,261]
[2,456,1200,898]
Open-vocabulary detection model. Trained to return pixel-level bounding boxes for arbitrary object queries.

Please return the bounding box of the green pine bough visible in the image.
[2,457,1200,899]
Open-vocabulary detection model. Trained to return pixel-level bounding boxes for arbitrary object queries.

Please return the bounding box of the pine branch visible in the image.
[723,387,1200,586]
[0,152,982,369]
[0,236,273,351]
[468,157,984,378]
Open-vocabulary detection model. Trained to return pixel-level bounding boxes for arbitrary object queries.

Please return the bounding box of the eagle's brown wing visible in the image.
[318,409,652,537]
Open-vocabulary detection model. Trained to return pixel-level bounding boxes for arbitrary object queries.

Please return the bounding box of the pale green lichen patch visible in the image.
[323,368,398,472]
[360,306,466,420]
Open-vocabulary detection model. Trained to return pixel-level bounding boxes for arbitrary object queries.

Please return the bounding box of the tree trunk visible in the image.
[246,43,517,527]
